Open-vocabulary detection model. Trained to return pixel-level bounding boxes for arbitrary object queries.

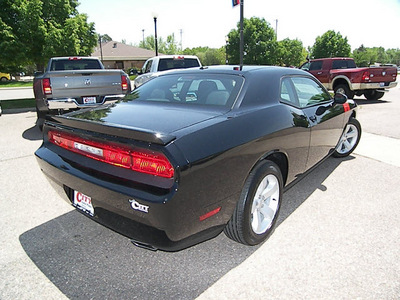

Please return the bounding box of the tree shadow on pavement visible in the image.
[19,156,352,300]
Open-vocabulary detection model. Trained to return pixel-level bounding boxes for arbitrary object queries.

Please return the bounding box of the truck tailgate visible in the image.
[368,67,397,83]
[48,70,124,98]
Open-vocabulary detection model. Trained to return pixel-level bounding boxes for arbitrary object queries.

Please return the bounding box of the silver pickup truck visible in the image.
[34,57,131,121]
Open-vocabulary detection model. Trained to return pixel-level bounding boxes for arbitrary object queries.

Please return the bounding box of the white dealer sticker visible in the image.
[73,190,94,216]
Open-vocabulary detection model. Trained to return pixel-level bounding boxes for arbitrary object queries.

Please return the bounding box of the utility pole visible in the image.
[275,19,278,40]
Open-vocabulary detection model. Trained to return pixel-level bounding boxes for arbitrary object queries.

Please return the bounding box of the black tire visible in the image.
[333,118,361,158]
[224,160,283,246]
[364,90,384,100]
[334,84,355,99]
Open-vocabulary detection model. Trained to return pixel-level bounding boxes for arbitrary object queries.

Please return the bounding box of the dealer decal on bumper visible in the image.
[129,199,149,213]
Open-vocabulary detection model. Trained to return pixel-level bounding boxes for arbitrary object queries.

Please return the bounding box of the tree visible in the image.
[277,38,307,67]
[386,48,400,66]
[99,34,112,43]
[138,33,180,55]
[311,30,351,59]
[352,46,400,66]
[226,17,279,65]
[182,46,225,66]
[0,0,97,72]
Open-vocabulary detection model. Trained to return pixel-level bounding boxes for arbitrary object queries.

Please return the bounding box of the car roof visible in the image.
[150,55,199,60]
[155,65,309,77]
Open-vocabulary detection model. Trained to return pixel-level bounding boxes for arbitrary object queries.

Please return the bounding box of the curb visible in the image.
[1,107,35,114]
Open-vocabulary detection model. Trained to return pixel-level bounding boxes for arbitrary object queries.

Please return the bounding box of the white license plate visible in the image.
[380,82,385,87]
[83,96,96,104]
[73,190,94,216]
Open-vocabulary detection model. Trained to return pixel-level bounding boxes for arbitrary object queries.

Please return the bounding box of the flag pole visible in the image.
[239,0,244,70]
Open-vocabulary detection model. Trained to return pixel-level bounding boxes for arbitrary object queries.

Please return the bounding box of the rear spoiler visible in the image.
[45,115,176,146]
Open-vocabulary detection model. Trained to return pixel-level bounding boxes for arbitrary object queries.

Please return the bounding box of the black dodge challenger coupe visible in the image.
[35,66,361,251]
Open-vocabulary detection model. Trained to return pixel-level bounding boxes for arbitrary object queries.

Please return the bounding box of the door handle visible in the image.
[317,72,322,75]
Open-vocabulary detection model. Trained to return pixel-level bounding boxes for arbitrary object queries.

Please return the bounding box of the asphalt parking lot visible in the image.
[0,84,399,299]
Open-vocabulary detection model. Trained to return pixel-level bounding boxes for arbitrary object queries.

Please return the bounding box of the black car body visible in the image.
[35,66,361,251]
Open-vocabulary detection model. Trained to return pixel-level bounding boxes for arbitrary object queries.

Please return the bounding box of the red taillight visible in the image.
[132,151,174,178]
[42,78,52,94]
[362,71,370,82]
[121,75,128,91]
[48,131,174,178]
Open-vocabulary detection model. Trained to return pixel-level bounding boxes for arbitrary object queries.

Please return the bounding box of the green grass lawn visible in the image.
[0,81,33,88]
[1,98,35,110]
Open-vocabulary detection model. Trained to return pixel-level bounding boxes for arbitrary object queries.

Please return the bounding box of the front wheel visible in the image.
[333,118,361,158]
[224,160,283,246]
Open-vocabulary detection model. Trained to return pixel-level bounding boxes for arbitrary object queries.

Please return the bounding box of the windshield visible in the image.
[125,73,243,108]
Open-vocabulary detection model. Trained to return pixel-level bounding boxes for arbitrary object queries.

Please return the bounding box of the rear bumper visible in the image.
[351,81,397,91]
[34,145,225,251]
[47,94,124,110]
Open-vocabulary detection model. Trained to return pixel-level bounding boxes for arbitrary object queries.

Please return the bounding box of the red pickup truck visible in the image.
[300,57,397,100]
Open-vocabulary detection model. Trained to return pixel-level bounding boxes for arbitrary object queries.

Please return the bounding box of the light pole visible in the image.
[153,15,158,56]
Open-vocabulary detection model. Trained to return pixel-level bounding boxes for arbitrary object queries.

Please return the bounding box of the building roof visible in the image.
[91,41,158,61]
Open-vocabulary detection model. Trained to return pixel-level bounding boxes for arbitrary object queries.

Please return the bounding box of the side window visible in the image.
[291,77,331,108]
[309,61,323,71]
[143,60,152,73]
[300,62,310,70]
[346,60,356,68]
[280,78,298,106]
[332,60,347,69]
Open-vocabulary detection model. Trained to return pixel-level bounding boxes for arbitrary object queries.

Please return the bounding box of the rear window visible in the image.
[50,59,102,71]
[157,58,200,72]
[125,74,243,108]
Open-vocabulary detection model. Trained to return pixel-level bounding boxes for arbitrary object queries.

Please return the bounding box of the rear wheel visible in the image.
[224,160,283,246]
[334,84,355,99]
[364,90,384,100]
[333,118,361,158]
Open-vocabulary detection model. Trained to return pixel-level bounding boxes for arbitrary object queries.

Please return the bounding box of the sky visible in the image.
[77,0,400,51]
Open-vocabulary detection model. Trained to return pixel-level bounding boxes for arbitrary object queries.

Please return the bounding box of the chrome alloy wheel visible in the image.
[251,174,280,234]
[336,87,346,94]
[336,123,358,154]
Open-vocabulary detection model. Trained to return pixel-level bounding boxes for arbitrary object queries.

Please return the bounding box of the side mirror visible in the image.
[333,92,347,104]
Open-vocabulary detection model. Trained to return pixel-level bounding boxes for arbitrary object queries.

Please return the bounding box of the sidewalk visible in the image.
[0,87,34,101]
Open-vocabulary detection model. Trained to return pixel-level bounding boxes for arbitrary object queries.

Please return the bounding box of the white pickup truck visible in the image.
[33,57,131,122]
[133,55,201,88]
